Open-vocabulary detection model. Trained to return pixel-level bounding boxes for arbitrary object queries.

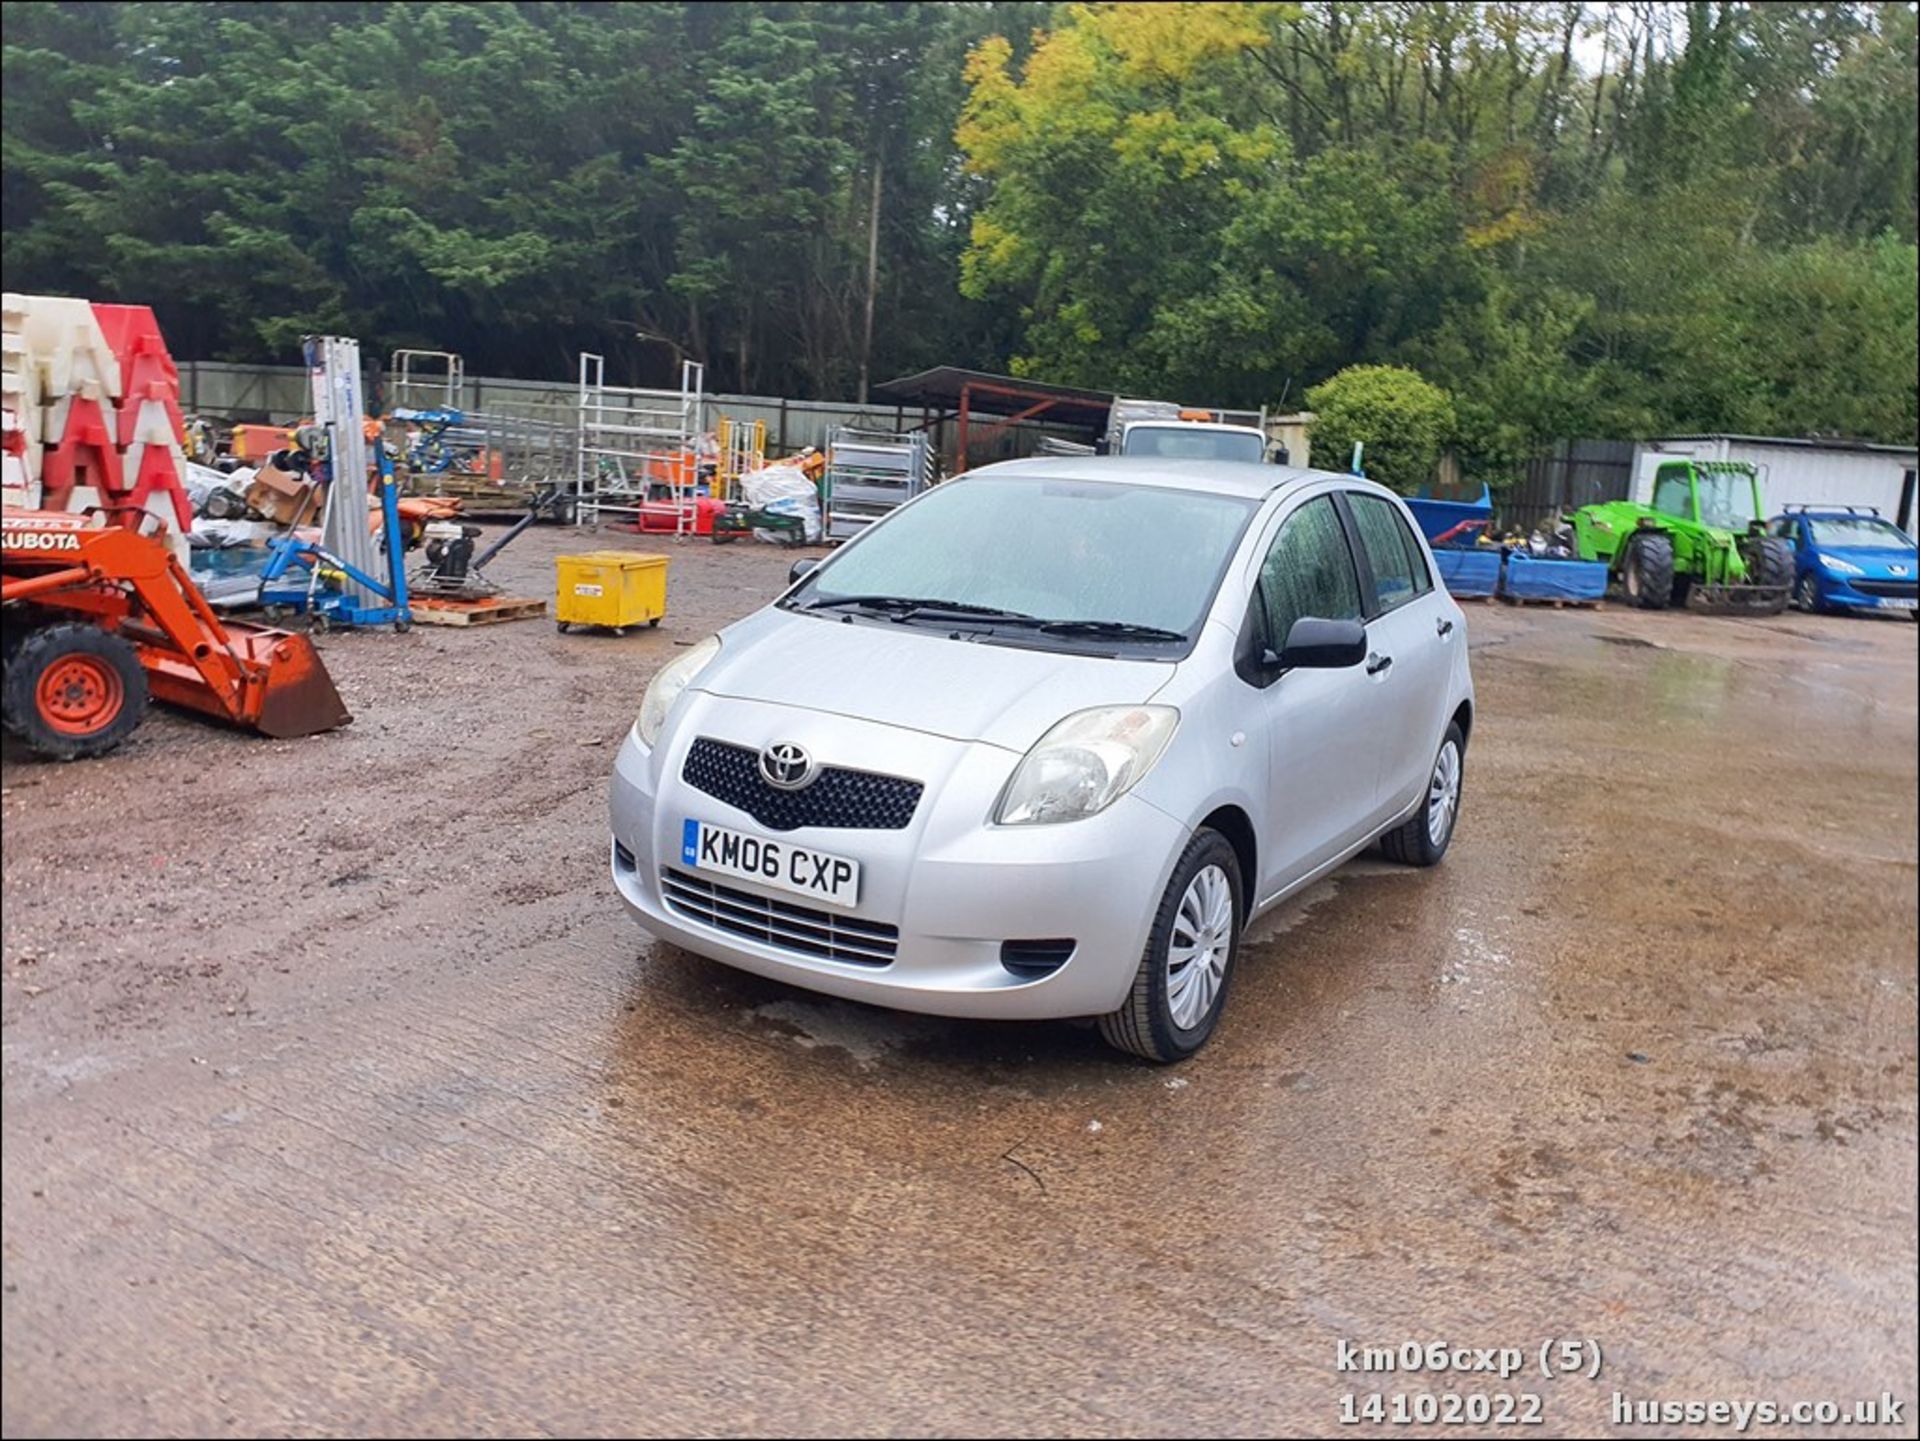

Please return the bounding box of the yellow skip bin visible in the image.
[555,551,669,634]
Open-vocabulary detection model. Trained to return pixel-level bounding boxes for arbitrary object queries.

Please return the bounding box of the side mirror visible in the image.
[788,558,819,585]
[1278,617,1367,670]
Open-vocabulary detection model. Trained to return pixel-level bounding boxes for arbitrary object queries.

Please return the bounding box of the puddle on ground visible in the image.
[745,996,926,1066]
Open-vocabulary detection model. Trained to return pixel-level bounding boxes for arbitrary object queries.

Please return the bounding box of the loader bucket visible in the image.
[243,629,353,738]
[1687,583,1791,617]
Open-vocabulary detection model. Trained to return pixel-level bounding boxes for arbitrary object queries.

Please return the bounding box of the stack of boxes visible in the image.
[2,294,194,558]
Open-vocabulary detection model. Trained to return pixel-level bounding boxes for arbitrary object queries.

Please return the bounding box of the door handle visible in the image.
[1366,652,1393,675]
[1436,617,1454,637]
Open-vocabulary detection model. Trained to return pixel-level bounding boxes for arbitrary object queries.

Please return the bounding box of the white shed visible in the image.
[1631,435,1919,537]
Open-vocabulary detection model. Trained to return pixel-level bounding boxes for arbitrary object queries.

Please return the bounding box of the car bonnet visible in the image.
[692,605,1177,752]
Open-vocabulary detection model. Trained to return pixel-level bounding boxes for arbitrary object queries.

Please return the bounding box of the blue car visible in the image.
[1767,508,1919,619]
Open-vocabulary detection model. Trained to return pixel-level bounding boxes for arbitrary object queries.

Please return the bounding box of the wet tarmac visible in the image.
[2,528,1915,1436]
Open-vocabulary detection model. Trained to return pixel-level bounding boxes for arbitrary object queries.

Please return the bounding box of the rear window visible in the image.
[1122,427,1265,465]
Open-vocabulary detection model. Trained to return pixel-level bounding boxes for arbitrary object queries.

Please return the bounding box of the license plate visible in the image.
[1876,597,1916,610]
[681,819,860,909]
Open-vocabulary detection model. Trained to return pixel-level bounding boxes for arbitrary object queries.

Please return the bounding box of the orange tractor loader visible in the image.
[2,511,350,759]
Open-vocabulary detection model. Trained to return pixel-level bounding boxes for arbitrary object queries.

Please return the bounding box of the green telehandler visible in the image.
[1565,459,1795,615]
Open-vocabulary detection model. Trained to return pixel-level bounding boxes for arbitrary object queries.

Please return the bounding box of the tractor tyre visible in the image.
[2,606,51,673]
[1742,535,1794,614]
[2,623,149,760]
[1621,532,1676,609]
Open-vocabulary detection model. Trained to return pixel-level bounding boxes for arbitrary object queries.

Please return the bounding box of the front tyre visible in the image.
[1379,721,1466,867]
[1744,535,1795,591]
[2,623,149,760]
[1621,532,1675,609]
[1098,829,1243,1064]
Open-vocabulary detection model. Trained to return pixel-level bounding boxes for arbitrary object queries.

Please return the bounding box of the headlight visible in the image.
[995,705,1179,825]
[1820,554,1864,575]
[633,636,720,748]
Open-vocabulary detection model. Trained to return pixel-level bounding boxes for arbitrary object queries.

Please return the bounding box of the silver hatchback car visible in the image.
[609,459,1473,1061]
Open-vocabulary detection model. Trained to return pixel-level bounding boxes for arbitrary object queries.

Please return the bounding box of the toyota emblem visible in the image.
[759,742,818,791]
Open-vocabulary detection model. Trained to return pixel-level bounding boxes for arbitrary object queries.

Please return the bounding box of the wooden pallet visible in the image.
[409,595,547,627]
[1498,592,1603,610]
[1449,592,1497,604]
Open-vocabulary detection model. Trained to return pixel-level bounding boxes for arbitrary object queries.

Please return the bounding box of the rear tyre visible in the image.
[1621,532,1675,609]
[2,623,148,760]
[1379,722,1466,867]
[1098,829,1243,1064]
[1742,536,1794,614]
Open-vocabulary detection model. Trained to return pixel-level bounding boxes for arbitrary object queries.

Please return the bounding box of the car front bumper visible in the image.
[1817,572,1919,613]
[607,693,1191,1020]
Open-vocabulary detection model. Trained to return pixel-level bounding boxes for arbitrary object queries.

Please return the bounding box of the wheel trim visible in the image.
[1427,740,1461,847]
[1167,863,1234,1031]
[36,655,125,736]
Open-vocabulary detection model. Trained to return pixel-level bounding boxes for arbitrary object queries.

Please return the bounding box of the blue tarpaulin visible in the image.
[1432,546,1502,597]
[1502,553,1608,602]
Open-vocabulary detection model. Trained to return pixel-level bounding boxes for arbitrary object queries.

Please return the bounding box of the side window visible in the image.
[1652,465,1693,519]
[1347,493,1422,612]
[1257,496,1363,647]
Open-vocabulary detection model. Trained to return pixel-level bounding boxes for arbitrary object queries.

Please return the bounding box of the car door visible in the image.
[1338,490,1455,821]
[1246,493,1383,899]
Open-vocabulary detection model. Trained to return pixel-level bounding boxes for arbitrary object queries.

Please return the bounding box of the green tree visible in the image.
[1305,365,1457,493]
[3,0,1915,445]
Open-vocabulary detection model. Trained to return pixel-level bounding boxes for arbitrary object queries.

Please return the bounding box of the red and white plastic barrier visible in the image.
[2,294,193,547]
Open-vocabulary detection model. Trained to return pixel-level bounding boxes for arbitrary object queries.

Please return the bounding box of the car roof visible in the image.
[962,455,1380,502]
[1775,510,1906,523]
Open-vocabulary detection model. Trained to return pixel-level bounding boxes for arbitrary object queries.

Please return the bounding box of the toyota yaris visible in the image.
[609,458,1474,1061]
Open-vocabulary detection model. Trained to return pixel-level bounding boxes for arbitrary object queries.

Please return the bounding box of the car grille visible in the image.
[681,737,922,832]
[1849,579,1918,599]
[660,867,898,966]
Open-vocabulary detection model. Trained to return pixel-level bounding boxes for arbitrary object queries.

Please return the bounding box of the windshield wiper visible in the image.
[797,594,1037,621]
[1032,619,1188,642]
[794,594,1184,642]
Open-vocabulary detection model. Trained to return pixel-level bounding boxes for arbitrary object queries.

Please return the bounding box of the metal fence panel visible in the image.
[1500,439,1634,534]
[179,362,1131,470]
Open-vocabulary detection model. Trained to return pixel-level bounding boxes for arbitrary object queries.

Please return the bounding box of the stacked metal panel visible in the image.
[823,428,932,541]
[576,354,706,531]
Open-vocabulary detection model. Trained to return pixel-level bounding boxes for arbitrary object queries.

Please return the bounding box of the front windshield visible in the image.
[789,474,1258,639]
[1123,427,1266,465]
[1808,516,1914,550]
[1695,471,1757,529]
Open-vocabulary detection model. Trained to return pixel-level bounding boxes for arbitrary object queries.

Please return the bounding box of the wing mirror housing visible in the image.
[1278,617,1367,670]
[788,557,819,585]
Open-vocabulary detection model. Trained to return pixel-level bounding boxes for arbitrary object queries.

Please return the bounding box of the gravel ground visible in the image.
[3,524,1915,1437]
